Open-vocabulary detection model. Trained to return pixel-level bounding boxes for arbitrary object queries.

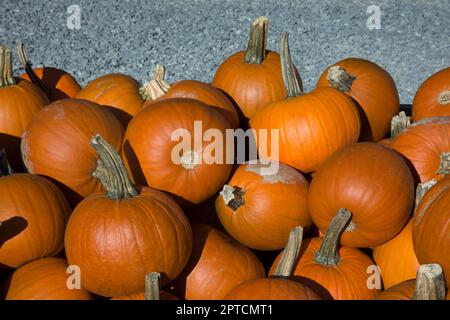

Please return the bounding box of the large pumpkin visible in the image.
[250,33,360,173]
[316,57,400,142]
[212,17,298,120]
[171,223,265,299]
[21,98,124,207]
[0,46,49,171]
[215,161,311,250]
[123,98,232,205]
[412,67,450,122]
[390,117,450,183]
[413,175,450,287]
[112,272,178,300]
[309,142,414,248]
[65,135,192,297]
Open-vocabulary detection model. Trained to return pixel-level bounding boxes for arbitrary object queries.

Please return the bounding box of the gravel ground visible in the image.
[0,0,449,103]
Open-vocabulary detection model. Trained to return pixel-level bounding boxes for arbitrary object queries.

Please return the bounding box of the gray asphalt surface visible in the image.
[1,0,449,104]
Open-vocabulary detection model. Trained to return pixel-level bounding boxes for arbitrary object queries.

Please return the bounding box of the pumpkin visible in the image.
[225,226,321,300]
[20,98,124,207]
[0,149,70,268]
[65,135,192,297]
[171,223,265,300]
[412,67,450,122]
[413,175,450,287]
[17,43,81,101]
[6,257,94,300]
[112,272,178,300]
[390,116,450,183]
[215,160,311,251]
[316,57,400,142]
[123,98,232,205]
[376,264,446,300]
[0,46,49,171]
[270,209,378,300]
[250,33,360,173]
[309,142,414,248]
[373,220,420,289]
[142,64,239,129]
[212,17,300,120]
[377,111,411,147]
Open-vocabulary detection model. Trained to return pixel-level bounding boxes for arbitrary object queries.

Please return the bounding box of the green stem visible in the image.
[145,272,161,300]
[244,16,268,64]
[273,226,304,277]
[16,42,49,96]
[327,66,356,93]
[413,264,446,300]
[414,179,437,211]
[279,32,302,97]
[0,46,16,87]
[139,64,171,101]
[390,111,411,139]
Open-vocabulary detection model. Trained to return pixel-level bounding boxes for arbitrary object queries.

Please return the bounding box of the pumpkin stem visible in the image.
[436,152,450,175]
[414,179,437,211]
[145,272,161,300]
[413,264,446,300]
[273,226,304,277]
[0,148,14,176]
[327,66,356,93]
[0,46,16,87]
[437,90,450,105]
[244,16,268,64]
[220,185,245,210]
[90,134,138,199]
[139,64,171,101]
[279,32,303,98]
[16,42,49,95]
[315,208,352,266]
[390,111,411,139]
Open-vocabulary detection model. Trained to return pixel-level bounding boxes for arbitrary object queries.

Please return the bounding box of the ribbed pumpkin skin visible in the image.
[390,117,450,183]
[316,58,400,142]
[225,278,321,300]
[171,224,265,300]
[215,162,311,251]
[64,186,192,297]
[373,220,419,289]
[412,67,450,121]
[21,99,124,206]
[0,173,70,268]
[6,258,94,300]
[413,176,450,287]
[375,279,415,300]
[20,67,81,101]
[309,143,414,248]
[250,86,360,173]
[123,98,232,205]
[76,74,144,126]
[0,78,49,171]
[149,80,240,129]
[212,51,288,119]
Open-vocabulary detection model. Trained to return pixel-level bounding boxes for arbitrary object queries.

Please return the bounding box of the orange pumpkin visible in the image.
[212,17,299,120]
[65,135,192,297]
[0,46,49,171]
[112,273,178,300]
[6,257,94,300]
[390,116,450,183]
[316,57,400,142]
[250,33,360,173]
[309,142,414,248]
[21,98,124,207]
[123,98,232,205]
[17,43,81,101]
[215,161,311,250]
[412,67,450,122]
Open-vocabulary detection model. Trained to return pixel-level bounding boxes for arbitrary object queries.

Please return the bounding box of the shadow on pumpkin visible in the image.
[0,216,28,249]
[0,134,25,173]
[100,105,132,129]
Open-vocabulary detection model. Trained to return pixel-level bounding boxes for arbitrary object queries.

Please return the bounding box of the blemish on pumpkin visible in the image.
[245,161,303,184]
[53,106,65,120]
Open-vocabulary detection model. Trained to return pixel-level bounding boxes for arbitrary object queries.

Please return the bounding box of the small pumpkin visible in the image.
[171,223,266,300]
[390,116,450,183]
[412,67,450,122]
[376,264,446,300]
[17,43,81,101]
[309,142,414,248]
[20,98,124,207]
[250,33,360,173]
[215,161,311,251]
[65,135,192,297]
[316,57,400,142]
[6,257,94,300]
[212,17,300,120]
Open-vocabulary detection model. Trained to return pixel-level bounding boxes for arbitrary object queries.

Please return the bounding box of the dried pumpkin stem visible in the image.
[220,185,245,210]
[414,179,437,211]
[413,264,446,300]
[0,46,16,87]
[273,226,304,277]
[280,32,303,97]
[16,42,48,95]
[327,66,356,93]
[139,64,171,101]
[390,111,411,139]
[145,272,161,300]
[437,90,450,105]
[436,152,450,175]
[0,148,14,176]
[90,134,138,199]
[315,208,352,266]
[244,16,268,64]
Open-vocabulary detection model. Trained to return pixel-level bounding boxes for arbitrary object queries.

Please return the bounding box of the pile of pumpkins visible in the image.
[0,16,449,300]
